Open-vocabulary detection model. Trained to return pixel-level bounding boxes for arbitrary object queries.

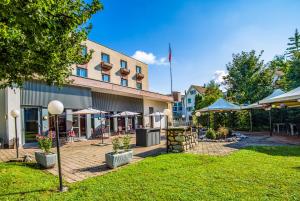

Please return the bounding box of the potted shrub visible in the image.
[105,136,133,169]
[35,132,57,169]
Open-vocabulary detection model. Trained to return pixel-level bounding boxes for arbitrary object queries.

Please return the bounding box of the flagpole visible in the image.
[169,59,173,94]
[169,43,173,94]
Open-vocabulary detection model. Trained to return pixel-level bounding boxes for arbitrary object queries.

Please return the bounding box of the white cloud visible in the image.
[213,70,227,85]
[132,50,168,66]
[212,70,228,92]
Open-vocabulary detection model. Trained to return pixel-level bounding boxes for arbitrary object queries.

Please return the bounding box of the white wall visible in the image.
[143,99,170,129]
[5,88,22,147]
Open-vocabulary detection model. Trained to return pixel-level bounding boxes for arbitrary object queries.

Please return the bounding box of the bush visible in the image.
[206,128,216,139]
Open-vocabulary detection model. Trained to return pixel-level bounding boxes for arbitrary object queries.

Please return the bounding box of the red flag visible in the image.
[168,43,172,63]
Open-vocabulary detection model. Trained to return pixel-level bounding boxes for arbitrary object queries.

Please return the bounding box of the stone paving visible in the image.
[0,132,299,183]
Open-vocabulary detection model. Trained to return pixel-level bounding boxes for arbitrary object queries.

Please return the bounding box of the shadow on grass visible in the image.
[4,161,41,169]
[74,164,108,173]
[134,147,166,158]
[0,189,55,197]
[242,146,300,157]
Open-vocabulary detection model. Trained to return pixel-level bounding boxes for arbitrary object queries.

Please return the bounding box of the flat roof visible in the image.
[70,76,173,102]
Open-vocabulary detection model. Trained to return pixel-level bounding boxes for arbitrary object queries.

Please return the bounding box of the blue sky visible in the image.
[88,0,300,94]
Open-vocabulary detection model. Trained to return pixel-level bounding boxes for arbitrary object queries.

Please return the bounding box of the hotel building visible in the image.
[0,40,173,148]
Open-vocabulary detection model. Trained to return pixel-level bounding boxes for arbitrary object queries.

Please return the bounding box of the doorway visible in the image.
[23,107,40,143]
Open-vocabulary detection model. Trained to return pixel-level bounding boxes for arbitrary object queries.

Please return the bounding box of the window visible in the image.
[121,78,128,87]
[102,74,110,82]
[188,98,192,104]
[190,90,196,95]
[136,66,142,73]
[81,46,87,56]
[120,60,127,68]
[136,82,142,90]
[101,53,110,63]
[76,67,87,77]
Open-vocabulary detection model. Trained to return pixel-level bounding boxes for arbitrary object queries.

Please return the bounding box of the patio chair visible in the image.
[118,126,124,135]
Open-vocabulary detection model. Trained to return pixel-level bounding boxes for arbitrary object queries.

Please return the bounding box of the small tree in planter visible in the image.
[35,131,57,169]
[105,136,133,169]
[122,135,131,151]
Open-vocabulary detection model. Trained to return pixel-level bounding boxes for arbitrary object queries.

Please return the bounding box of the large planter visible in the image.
[105,150,133,169]
[35,151,57,169]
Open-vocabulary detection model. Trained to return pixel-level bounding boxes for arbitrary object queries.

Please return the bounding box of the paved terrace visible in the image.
[0,132,299,183]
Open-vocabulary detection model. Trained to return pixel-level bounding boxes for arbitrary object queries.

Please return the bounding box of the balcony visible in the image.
[120,68,130,76]
[101,61,113,71]
[136,72,144,80]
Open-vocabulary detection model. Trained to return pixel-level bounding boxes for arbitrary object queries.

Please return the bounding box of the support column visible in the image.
[86,114,91,139]
[125,117,128,132]
[113,112,118,133]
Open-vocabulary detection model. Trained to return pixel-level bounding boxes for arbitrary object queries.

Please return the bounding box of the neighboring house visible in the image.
[172,92,184,120]
[182,85,205,123]
[0,39,173,148]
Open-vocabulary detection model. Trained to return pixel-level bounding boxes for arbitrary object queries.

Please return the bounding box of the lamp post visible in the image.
[48,100,65,192]
[10,109,20,159]
[182,115,185,126]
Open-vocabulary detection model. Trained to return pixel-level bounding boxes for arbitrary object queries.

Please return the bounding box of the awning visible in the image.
[197,98,241,112]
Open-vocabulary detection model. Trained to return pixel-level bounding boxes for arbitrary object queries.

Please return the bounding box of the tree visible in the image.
[0,0,103,88]
[224,50,274,104]
[285,51,300,89]
[194,80,223,110]
[269,55,290,90]
[286,29,300,57]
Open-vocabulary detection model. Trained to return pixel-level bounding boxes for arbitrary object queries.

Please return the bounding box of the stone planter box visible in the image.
[105,150,133,169]
[35,152,57,169]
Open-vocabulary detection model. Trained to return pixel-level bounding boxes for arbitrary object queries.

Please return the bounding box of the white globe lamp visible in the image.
[11,109,20,118]
[48,100,64,115]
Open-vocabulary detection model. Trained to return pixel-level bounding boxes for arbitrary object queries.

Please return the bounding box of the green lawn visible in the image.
[1,146,300,201]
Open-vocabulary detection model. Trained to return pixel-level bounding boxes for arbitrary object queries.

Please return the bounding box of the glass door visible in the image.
[24,107,40,143]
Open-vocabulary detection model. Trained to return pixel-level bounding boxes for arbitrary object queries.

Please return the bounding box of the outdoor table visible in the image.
[273,123,286,134]
[288,123,297,136]
[136,128,160,147]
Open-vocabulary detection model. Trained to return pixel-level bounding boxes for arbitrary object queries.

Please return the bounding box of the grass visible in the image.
[1,146,300,200]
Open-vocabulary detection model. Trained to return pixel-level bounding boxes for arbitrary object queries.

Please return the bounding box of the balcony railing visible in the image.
[101,61,113,71]
[136,72,144,80]
[120,68,130,76]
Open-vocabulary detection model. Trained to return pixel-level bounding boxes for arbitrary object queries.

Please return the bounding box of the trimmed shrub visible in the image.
[206,128,216,139]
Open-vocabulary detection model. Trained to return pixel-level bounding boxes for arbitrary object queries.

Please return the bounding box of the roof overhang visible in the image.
[69,76,173,103]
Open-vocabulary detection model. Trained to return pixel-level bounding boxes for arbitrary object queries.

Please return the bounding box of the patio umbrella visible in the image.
[241,89,285,135]
[71,108,108,115]
[112,111,140,132]
[196,98,241,128]
[259,86,300,107]
[145,112,165,130]
[72,108,108,144]
[198,98,241,112]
